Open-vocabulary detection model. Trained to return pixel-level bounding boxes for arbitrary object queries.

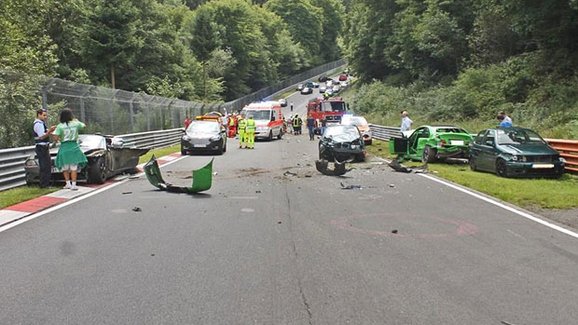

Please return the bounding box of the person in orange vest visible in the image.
[245,114,256,149]
[228,113,237,138]
[237,115,247,148]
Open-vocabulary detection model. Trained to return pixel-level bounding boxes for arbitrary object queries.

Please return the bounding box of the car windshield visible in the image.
[496,129,546,145]
[435,127,467,133]
[244,110,271,120]
[187,121,220,133]
[321,101,346,112]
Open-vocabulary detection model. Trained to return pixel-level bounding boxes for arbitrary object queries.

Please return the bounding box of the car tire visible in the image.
[88,156,107,184]
[469,157,477,171]
[223,141,227,153]
[217,143,224,155]
[355,154,365,162]
[277,129,283,140]
[496,159,509,177]
[268,130,273,141]
[422,146,437,163]
[181,148,187,155]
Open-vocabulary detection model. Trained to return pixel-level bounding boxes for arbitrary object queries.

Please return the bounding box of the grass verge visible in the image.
[0,144,181,209]
[366,139,578,210]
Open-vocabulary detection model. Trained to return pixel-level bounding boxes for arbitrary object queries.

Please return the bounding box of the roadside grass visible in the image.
[139,144,180,164]
[366,139,578,210]
[0,145,181,209]
[0,187,58,209]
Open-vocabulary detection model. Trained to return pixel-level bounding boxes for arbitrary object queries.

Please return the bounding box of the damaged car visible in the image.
[318,124,366,162]
[390,125,473,163]
[469,127,565,178]
[24,134,149,184]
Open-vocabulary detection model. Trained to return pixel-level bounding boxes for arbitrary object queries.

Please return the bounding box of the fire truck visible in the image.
[306,97,349,133]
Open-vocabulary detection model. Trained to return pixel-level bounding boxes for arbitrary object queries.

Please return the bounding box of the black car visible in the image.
[318,124,366,162]
[24,134,149,184]
[181,120,227,155]
[469,127,565,178]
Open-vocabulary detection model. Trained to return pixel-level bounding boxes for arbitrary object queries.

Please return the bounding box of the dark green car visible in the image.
[469,127,565,178]
[390,125,473,162]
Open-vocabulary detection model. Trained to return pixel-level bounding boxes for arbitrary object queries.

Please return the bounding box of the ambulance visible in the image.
[240,101,285,140]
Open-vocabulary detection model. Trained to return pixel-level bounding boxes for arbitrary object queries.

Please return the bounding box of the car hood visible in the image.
[498,143,558,155]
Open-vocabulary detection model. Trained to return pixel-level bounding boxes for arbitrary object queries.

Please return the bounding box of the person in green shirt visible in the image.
[53,109,88,190]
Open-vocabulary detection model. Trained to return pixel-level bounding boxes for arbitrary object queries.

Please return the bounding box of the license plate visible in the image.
[450,140,464,146]
[532,164,554,169]
[193,144,206,148]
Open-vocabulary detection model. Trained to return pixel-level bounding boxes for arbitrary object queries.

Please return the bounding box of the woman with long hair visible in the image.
[53,109,87,190]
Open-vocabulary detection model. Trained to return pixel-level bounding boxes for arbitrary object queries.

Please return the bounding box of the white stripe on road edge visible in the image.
[0,155,188,234]
[419,173,578,239]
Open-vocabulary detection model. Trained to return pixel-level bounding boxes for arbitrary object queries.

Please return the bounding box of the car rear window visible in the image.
[435,127,467,133]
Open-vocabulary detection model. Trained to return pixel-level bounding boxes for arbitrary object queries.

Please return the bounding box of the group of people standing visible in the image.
[33,108,87,190]
[399,110,513,132]
[236,114,256,149]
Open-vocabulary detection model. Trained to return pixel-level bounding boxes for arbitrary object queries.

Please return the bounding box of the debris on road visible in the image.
[391,229,398,234]
[132,207,142,212]
[122,191,133,195]
[340,182,363,190]
[144,155,213,194]
[315,159,351,176]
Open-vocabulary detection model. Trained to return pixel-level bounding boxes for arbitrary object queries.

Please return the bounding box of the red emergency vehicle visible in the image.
[307,96,349,130]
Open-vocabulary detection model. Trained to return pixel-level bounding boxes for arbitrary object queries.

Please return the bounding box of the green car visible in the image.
[469,127,565,178]
[390,125,473,162]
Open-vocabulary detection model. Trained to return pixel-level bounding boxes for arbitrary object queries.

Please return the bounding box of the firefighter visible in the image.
[292,114,300,135]
[245,114,256,149]
[238,115,247,148]
[228,113,237,138]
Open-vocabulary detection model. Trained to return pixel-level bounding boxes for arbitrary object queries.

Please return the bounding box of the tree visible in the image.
[81,0,143,89]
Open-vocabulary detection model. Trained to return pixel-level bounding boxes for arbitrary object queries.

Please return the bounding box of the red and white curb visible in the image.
[0,152,184,228]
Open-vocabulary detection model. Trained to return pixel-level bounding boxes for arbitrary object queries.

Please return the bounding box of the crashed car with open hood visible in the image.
[24,134,149,184]
[318,124,366,162]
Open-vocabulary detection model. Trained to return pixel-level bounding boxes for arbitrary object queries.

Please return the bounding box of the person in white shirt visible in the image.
[400,110,413,131]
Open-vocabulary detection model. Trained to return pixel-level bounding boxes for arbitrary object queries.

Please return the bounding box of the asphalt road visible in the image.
[1,89,578,324]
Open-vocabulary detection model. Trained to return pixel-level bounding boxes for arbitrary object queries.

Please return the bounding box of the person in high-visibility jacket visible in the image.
[245,114,256,149]
[237,115,247,148]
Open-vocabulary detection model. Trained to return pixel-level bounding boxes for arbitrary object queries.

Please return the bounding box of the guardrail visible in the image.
[369,124,403,140]
[545,139,578,173]
[369,124,578,173]
[0,128,184,191]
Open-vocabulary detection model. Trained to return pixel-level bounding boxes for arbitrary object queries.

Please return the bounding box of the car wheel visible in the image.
[422,146,437,163]
[181,147,187,155]
[88,156,107,184]
[223,140,227,153]
[217,143,224,155]
[268,130,273,141]
[496,159,509,177]
[277,129,283,140]
[355,154,366,162]
[469,157,477,171]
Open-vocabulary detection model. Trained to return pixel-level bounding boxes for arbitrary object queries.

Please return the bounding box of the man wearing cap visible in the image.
[33,109,56,188]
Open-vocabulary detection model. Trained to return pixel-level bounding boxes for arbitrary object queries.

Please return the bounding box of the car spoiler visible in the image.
[144,155,213,193]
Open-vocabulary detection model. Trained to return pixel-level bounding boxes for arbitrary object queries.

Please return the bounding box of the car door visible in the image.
[408,127,429,160]
[477,130,498,171]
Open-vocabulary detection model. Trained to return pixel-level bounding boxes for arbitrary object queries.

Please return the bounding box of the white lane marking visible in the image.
[0,155,188,233]
[229,196,258,200]
[419,173,578,239]
[241,208,254,213]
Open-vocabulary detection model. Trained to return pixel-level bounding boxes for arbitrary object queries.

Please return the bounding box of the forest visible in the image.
[1,0,578,148]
